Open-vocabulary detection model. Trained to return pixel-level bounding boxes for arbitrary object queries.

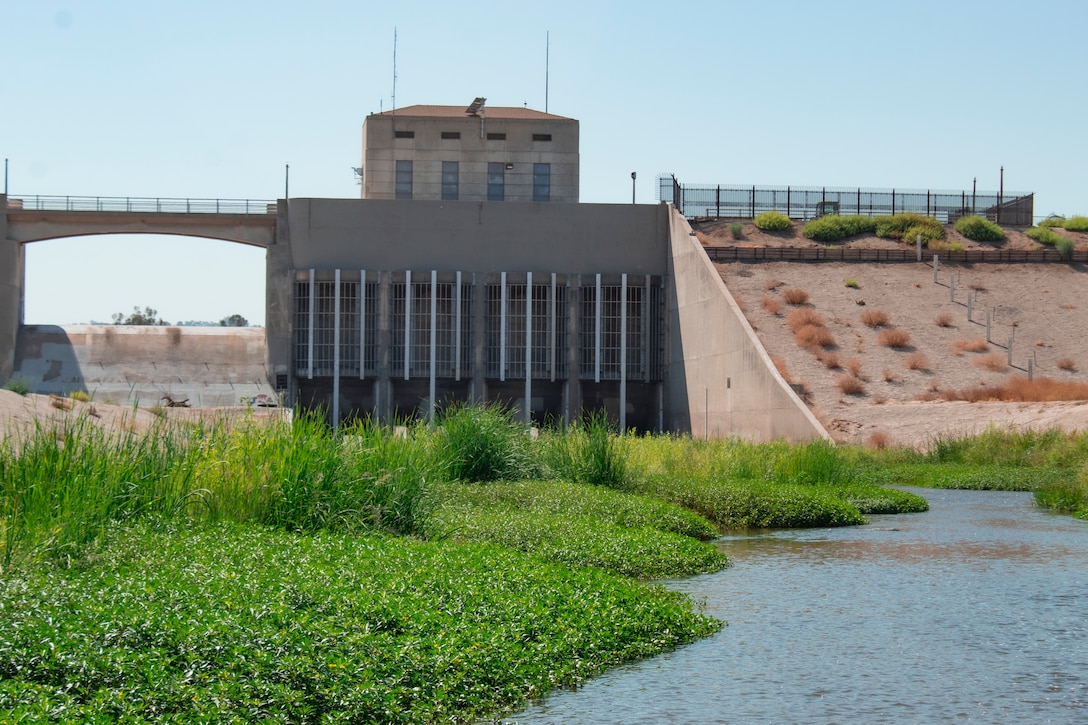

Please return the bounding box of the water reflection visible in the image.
[505,488,1088,724]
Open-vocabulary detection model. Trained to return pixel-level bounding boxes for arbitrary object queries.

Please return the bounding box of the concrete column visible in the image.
[566,274,582,424]
[377,272,392,422]
[471,272,487,404]
[0,198,21,386]
[265,200,293,402]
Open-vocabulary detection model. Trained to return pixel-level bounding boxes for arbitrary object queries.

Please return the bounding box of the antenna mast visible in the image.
[545,31,550,113]
[392,27,397,114]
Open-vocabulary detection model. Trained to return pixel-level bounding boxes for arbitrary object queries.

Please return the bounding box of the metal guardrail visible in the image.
[658,176,1035,226]
[6,195,277,215]
[703,246,1087,264]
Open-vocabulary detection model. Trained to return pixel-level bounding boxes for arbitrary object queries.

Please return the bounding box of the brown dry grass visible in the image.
[904,352,930,371]
[860,309,890,328]
[866,431,891,450]
[972,352,1009,372]
[881,368,899,382]
[764,279,784,292]
[818,351,842,369]
[786,308,826,334]
[877,329,912,349]
[795,325,836,350]
[761,296,782,315]
[772,356,792,382]
[835,375,866,395]
[941,376,1088,403]
[1057,357,1077,371]
[952,337,989,354]
[846,357,864,378]
[781,287,810,305]
[935,312,954,328]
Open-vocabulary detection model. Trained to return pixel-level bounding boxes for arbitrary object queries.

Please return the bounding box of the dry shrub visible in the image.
[764,279,785,292]
[968,282,987,292]
[1061,303,1075,310]
[1034,340,1046,347]
[904,352,930,371]
[795,325,836,350]
[819,351,842,369]
[836,375,866,395]
[860,309,890,327]
[972,352,1008,372]
[952,337,989,354]
[942,376,1088,403]
[1057,357,1076,371]
[882,367,899,382]
[781,287,810,305]
[760,296,782,315]
[846,357,863,378]
[786,308,826,333]
[928,380,941,393]
[866,431,891,450]
[772,357,792,382]
[877,329,912,349]
[872,395,887,405]
[934,313,953,328]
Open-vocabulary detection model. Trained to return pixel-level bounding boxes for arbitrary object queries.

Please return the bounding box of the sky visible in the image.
[3,0,1085,326]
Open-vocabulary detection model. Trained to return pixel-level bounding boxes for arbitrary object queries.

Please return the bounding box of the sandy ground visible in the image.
[699,219,1088,448]
[0,391,285,448]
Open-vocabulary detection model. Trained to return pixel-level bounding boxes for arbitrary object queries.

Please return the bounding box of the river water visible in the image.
[505,488,1088,723]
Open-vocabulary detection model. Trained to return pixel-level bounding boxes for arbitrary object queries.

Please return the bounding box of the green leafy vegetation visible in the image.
[0,522,720,724]
[1056,236,1075,260]
[5,405,1084,721]
[953,215,1006,242]
[1065,215,1088,232]
[753,210,792,231]
[2,378,29,396]
[801,213,944,246]
[1026,226,1065,246]
[729,222,744,239]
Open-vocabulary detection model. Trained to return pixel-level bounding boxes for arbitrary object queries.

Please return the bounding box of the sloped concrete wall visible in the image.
[11,325,273,407]
[666,207,828,442]
[0,196,22,386]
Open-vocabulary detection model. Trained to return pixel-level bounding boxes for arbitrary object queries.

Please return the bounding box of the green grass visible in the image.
[800,213,945,246]
[1063,215,1088,232]
[5,404,1086,721]
[753,210,792,231]
[0,522,720,724]
[1026,226,1065,246]
[729,222,744,239]
[802,214,878,241]
[953,215,1006,242]
[2,379,29,396]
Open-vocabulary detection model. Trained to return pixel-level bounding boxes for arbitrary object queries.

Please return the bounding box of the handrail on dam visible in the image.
[6,195,277,215]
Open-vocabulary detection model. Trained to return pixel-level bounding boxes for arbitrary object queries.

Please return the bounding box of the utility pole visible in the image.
[631,171,636,204]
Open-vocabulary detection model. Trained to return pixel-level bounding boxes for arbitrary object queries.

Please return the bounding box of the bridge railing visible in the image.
[7,195,277,215]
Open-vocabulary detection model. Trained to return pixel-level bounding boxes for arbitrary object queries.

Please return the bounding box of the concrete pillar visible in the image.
[471,272,487,404]
[377,272,392,422]
[265,200,293,402]
[566,274,582,424]
[0,197,22,386]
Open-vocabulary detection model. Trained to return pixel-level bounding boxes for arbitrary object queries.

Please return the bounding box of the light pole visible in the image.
[630,171,636,204]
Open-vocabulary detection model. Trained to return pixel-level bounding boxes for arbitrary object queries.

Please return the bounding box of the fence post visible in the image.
[1007,334,1013,365]
[949,273,955,302]
[1027,357,1033,381]
[716,185,720,218]
[750,185,755,218]
[927,190,931,218]
[787,186,791,218]
[986,311,991,342]
[916,233,922,262]
[857,188,861,215]
[891,189,896,215]
[967,292,973,321]
[933,255,939,283]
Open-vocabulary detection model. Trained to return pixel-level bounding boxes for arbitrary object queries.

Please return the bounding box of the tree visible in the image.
[219,314,248,327]
[112,306,167,325]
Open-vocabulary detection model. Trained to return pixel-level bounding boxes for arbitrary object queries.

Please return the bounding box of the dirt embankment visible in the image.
[697,219,1088,449]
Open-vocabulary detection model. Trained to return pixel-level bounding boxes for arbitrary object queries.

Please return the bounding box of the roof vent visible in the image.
[466,97,486,116]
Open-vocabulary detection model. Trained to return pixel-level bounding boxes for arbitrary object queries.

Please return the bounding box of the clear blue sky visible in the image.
[4,0,1085,325]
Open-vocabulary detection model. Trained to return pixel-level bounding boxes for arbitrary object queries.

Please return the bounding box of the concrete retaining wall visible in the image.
[666,207,828,442]
[11,325,273,407]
